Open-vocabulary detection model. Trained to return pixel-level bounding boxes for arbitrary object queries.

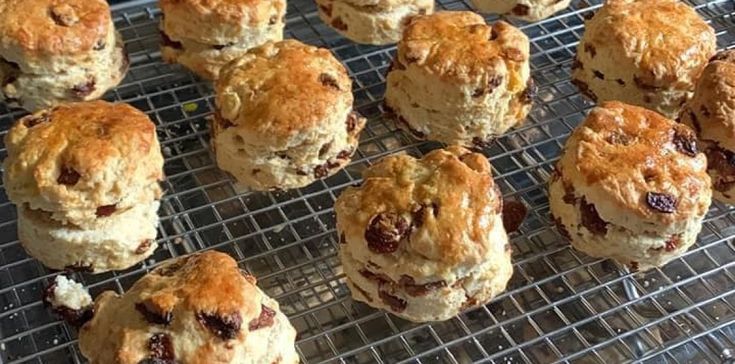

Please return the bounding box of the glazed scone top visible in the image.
[584,0,715,89]
[3,101,164,216]
[160,0,285,44]
[335,147,507,277]
[680,51,735,151]
[0,0,113,65]
[215,40,353,148]
[396,12,529,87]
[79,251,296,364]
[558,102,710,231]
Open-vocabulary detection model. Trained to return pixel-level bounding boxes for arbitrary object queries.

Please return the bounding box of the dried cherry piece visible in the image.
[358,269,392,284]
[593,70,605,80]
[159,31,183,50]
[332,17,348,31]
[319,73,340,90]
[553,217,572,241]
[196,312,242,340]
[579,198,607,235]
[399,275,447,297]
[148,333,175,361]
[364,212,409,254]
[346,111,360,132]
[572,79,597,102]
[672,129,697,157]
[42,282,94,327]
[511,4,530,15]
[502,200,527,233]
[23,113,50,128]
[520,78,536,104]
[135,301,173,325]
[95,204,117,217]
[71,80,96,98]
[136,239,154,254]
[57,167,81,185]
[646,192,677,213]
[584,44,597,57]
[248,305,276,331]
[665,235,679,252]
[412,202,439,228]
[378,285,407,312]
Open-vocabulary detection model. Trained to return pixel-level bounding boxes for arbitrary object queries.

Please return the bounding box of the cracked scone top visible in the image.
[78,251,299,364]
[213,40,366,191]
[571,0,715,119]
[680,50,735,204]
[384,11,533,148]
[550,102,711,271]
[0,0,128,111]
[471,0,572,22]
[335,146,512,322]
[3,101,164,228]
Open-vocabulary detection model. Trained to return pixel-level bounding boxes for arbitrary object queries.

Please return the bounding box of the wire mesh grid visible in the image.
[0,0,734,363]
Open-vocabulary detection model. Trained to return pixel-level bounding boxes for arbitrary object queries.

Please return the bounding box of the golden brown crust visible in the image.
[78,251,299,364]
[160,0,285,42]
[336,146,503,265]
[583,0,714,89]
[397,11,529,86]
[680,50,735,150]
[0,0,112,59]
[559,101,710,227]
[215,40,353,141]
[3,101,164,221]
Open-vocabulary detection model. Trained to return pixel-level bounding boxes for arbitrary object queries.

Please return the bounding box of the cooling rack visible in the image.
[0,0,734,363]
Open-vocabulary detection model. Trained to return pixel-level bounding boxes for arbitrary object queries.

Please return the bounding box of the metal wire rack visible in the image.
[0,0,734,362]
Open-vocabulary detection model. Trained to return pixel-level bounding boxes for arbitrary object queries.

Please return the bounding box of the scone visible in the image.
[384,12,534,148]
[571,0,716,119]
[471,0,572,21]
[213,40,367,191]
[3,101,164,272]
[335,146,513,322]
[160,0,286,80]
[316,0,434,45]
[0,0,128,112]
[680,51,735,204]
[549,101,711,271]
[78,251,299,364]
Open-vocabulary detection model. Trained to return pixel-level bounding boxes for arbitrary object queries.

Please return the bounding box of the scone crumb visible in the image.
[47,276,92,310]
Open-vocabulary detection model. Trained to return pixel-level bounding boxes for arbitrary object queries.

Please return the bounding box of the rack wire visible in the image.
[0,0,734,363]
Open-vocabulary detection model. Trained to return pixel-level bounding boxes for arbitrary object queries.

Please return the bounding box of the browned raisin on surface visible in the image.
[399,275,447,297]
[196,312,242,340]
[579,198,608,235]
[148,333,175,362]
[646,192,677,213]
[378,287,407,312]
[57,167,81,185]
[248,305,276,331]
[364,212,409,254]
[672,129,698,157]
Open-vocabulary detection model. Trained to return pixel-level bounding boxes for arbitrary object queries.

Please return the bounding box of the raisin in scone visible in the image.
[472,0,571,21]
[0,0,128,112]
[160,0,286,80]
[680,51,735,204]
[316,0,434,45]
[384,12,534,148]
[3,101,164,272]
[571,0,716,119]
[549,102,711,271]
[78,251,299,364]
[213,40,366,191]
[335,146,513,322]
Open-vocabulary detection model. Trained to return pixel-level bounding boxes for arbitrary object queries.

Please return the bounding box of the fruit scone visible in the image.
[680,50,735,204]
[384,11,534,148]
[3,101,164,272]
[0,0,128,111]
[335,146,514,322]
[75,251,299,364]
[572,0,716,119]
[160,0,286,80]
[212,40,366,191]
[549,101,711,271]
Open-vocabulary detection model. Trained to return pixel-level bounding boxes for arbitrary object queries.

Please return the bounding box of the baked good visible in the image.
[335,146,513,322]
[471,0,571,21]
[160,0,286,80]
[78,251,299,364]
[0,0,128,112]
[213,40,366,191]
[43,275,94,327]
[549,101,711,271]
[316,0,434,45]
[680,50,735,204]
[384,12,534,148]
[3,101,164,272]
[571,0,716,119]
